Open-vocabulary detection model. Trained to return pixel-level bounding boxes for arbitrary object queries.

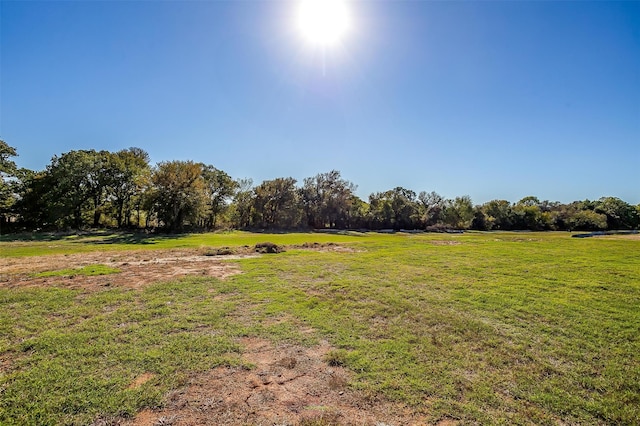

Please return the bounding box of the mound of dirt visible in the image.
[254,242,285,254]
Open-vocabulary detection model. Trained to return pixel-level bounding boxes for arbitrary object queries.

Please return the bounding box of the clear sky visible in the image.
[2,0,639,204]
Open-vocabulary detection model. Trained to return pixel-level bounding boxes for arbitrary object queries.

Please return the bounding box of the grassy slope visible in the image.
[1,232,638,425]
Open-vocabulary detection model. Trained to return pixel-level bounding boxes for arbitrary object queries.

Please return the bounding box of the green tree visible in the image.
[443,196,474,229]
[368,187,419,230]
[346,195,368,229]
[301,170,357,229]
[200,165,238,229]
[151,161,208,232]
[595,197,639,230]
[418,191,446,227]
[568,209,608,231]
[86,151,113,227]
[107,148,151,228]
[230,178,254,229]
[0,140,19,227]
[482,199,513,230]
[45,150,109,229]
[470,205,489,230]
[13,170,55,229]
[252,177,302,229]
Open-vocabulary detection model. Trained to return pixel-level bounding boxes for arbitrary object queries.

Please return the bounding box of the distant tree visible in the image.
[0,140,17,168]
[481,199,513,230]
[443,196,474,229]
[200,165,238,229]
[388,187,419,229]
[230,178,254,229]
[595,197,639,230]
[346,195,368,229]
[418,191,446,227]
[0,140,19,226]
[252,177,302,229]
[301,170,357,229]
[568,209,608,231]
[44,150,109,229]
[470,205,489,231]
[517,196,540,208]
[151,161,208,232]
[86,151,114,227]
[368,191,393,229]
[107,148,151,228]
[512,196,548,230]
[13,171,49,228]
[368,187,419,230]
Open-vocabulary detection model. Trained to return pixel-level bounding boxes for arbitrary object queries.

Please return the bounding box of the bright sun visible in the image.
[296,0,351,47]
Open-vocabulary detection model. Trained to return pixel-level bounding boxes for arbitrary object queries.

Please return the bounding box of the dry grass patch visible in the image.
[125,338,427,426]
[0,249,250,291]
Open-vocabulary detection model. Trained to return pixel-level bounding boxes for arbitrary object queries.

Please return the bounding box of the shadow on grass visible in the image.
[85,233,185,245]
[0,231,184,245]
[248,228,369,237]
[0,231,108,243]
[0,228,371,244]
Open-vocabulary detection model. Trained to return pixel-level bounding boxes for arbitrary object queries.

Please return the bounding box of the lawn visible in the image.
[1,231,638,425]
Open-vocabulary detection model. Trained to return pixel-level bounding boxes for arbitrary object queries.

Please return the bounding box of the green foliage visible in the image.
[418,190,446,226]
[569,209,608,231]
[150,161,208,232]
[229,178,254,229]
[368,187,419,230]
[4,144,638,233]
[595,196,640,230]
[252,177,302,229]
[301,170,357,229]
[0,140,18,175]
[443,195,474,229]
[46,150,115,228]
[481,199,513,230]
[200,164,238,229]
[107,148,151,228]
[0,140,19,223]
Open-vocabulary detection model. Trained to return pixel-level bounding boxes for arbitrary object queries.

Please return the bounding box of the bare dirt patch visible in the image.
[290,242,361,253]
[0,249,253,291]
[430,241,461,246]
[128,373,156,390]
[0,243,358,291]
[125,338,427,426]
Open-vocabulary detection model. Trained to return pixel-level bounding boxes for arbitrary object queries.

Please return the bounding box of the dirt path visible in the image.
[0,249,251,291]
[125,337,428,426]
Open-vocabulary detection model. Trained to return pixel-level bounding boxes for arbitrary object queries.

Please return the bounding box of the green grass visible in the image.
[32,264,122,278]
[1,231,639,425]
[0,230,370,257]
[0,280,245,425]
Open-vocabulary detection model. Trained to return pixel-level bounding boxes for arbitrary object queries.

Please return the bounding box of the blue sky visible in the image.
[2,0,639,204]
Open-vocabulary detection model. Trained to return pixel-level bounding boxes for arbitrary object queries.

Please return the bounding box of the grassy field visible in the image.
[1,231,638,425]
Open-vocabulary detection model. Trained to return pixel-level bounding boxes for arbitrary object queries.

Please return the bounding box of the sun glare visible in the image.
[296,0,351,47]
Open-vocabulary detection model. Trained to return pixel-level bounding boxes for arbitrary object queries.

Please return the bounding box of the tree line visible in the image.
[1,141,639,233]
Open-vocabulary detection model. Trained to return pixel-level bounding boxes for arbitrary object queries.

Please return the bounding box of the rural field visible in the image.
[0,231,638,425]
